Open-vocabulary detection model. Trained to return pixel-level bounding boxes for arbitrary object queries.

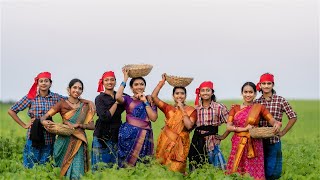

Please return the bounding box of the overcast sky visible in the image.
[1,0,319,102]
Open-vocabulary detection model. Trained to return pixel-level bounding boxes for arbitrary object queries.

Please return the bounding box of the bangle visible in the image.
[144,101,151,107]
[234,126,237,132]
[120,81,126,88]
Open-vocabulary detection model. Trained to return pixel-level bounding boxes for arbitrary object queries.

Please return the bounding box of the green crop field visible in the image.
[0,100,319,179]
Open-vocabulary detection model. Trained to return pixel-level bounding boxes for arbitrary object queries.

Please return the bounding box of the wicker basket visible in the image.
[46,123,75,136]
[165,74,193,87]
[249,127,275,138]
[123,64,153,78]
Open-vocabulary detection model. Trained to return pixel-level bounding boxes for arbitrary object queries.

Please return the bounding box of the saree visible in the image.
[226,104,273,180]
[48,100,94,179]
[156,100,197,173]
[118,95,157,167]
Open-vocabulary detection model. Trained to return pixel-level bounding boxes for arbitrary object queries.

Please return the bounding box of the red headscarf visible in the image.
[256,73,274,91]
[97,71,116,92]
[27,72,51,99]
[195,81,214,106]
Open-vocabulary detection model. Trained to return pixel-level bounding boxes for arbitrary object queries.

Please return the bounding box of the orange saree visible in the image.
[155,100,197,173]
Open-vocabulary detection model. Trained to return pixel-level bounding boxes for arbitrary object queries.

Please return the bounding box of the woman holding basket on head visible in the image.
[151,74,197,173]
[115,66,158,167]
[40,78,95,179]
[218,82,282,180]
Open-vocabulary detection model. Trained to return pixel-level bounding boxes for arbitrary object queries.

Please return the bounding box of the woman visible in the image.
[151,74,197,173]
[7,72,66,168]
[40,78,95,179]
[219,82,282,180]
[115,68,158,167]
[92,71,125,170]
[188,81,229,171]
[255,73,297,180]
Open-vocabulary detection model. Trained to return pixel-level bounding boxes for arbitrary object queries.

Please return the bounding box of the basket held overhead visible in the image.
[165,74,193,87]
[249,127,275,138]
[46,122,75,136]
[123,64,153,78]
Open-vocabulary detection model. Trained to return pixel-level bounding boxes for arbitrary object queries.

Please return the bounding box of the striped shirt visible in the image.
[196,101,229,151]
[11,91,66,145]
[255,94,297,144]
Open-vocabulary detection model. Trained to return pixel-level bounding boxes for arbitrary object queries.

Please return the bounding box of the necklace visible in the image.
[242,102,253,106]
[67,99,80,105]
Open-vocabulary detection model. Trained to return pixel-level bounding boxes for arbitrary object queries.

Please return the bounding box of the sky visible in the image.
[1,0,319,102]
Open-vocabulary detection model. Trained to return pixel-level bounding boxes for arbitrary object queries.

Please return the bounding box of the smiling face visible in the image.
[68,82,83,99]
[37,78,51,91]
[103,77,116,91]
[242,85,256,104]
[260,81,274,94]
[130,79,146,95]
[172,87,186,104]
[200,87,213,101]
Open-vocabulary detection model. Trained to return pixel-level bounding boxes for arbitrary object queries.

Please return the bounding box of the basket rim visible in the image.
[164,74,194,87]
[123,64,153,69]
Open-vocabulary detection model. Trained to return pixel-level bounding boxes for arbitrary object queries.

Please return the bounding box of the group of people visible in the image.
[8,69,297,180]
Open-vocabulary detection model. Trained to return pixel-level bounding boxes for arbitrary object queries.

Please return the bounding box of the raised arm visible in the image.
[151,73,166,106]
[115,68,129,104]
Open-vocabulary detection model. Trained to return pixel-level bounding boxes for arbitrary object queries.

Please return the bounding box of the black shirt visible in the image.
[93,92,125,142]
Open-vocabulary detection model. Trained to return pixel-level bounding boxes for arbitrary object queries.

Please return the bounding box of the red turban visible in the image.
[195,81,214,105]
[27,72,51,99]
[256,73,274,91]
[97,71,116,92]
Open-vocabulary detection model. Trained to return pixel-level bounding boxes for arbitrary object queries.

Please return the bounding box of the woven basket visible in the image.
[249,127,275,138]
[165,74,193,87]
[123,64,153,78]
[46,123,75,136]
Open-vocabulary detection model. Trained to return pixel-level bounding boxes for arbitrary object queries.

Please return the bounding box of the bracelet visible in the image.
[144,101,151,107]
[234,126,237,132]
[120,81,126,88]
